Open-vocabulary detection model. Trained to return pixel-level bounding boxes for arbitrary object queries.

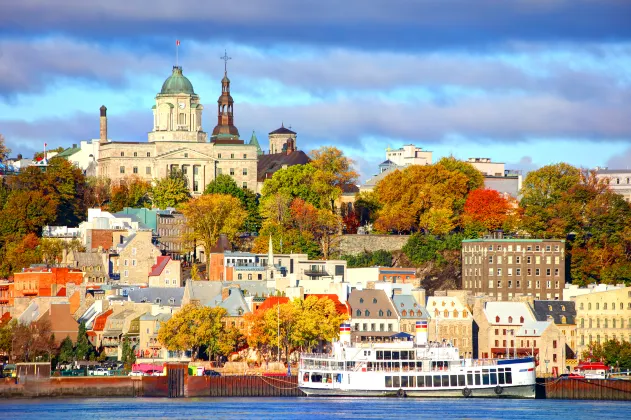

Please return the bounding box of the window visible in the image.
[535,269,540,276]
[242,182,247,189]
[516,268,521,276]
[146,167,151,175]
[231,153,235,159]
[497,268,502,276]
[508,316,513,323]
[133,166,138,174]
[243,168,248,176]
[489,268,494,276]
[356,309,361,316]
[147,152,151,157]
[535,246,540,251]
[516,256,521,264]
[527,256,532,264]
[365,310,370,316]
[489,256,493,264]
[120,152,124,157]
[230,168,235,176]
[120,166,125,174]
[217,168,223,175]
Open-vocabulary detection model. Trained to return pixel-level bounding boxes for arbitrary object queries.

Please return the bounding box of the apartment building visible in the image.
[462,238,566,300]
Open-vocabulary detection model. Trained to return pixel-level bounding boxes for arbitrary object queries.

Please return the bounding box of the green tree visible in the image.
[0,319,16,359]
[109,177,152,212]
[582,339,631,371]
[190,264,200,281]
[260,164,321,207]
[309,146,359,210]
[40,238,66,266]
[58,336,74,363]
[152,170,191,209]
[75,321,92,361]
[120,335,136,368]
[204,174,260,232]
[341,250,393,268]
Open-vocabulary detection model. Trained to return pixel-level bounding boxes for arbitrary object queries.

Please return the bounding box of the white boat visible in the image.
[299,321,536,398]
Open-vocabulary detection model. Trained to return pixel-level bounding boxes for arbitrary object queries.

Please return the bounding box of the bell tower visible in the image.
[211,51,242,144]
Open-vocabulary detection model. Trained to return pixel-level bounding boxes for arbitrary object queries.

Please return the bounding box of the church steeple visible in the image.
[211,51,241,143]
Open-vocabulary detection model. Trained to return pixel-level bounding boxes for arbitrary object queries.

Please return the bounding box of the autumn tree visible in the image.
[0,233,41,278]
[12,318,55,362]
[204,174,261,233]
[309,146,359,210]
[152,170,191,209]
[437,156,485,193]
[0,133,10,161]
[109,177,152,212]
[181,194,246,273]
[462,189,513,233]
[84,177,111,209]
[40,238,66,265]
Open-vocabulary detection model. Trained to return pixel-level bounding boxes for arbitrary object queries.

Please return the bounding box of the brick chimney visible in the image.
[221,287,232,301]
[99,105,108,144]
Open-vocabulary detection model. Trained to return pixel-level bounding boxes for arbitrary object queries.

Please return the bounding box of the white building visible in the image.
[594,167,631,202]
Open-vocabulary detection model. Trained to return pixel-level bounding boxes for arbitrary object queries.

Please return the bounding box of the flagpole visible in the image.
[176,41,179,67]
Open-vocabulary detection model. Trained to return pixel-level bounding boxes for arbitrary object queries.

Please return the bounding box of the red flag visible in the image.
[176,40,180,46]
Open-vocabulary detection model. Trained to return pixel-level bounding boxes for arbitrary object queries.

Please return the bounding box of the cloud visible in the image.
[606,149,631,170]
[2,1,631,50]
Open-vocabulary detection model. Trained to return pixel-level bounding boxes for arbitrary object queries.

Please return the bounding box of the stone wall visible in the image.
[338,234,411,256]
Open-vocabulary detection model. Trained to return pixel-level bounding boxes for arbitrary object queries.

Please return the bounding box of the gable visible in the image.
[154,147,216,161]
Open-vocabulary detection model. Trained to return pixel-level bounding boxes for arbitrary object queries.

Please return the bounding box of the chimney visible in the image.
[221,287,231,301]
[99,105,108,144]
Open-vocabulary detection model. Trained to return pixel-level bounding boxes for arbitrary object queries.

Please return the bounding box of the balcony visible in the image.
[304,268,329,277]
[22,290,38,296]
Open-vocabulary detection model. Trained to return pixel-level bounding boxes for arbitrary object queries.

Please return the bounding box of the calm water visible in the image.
[0,397,629,419]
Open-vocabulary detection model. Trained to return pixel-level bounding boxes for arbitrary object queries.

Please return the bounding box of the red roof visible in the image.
[56,287,66,297]
[305,294,350,315]
[257,297,289,312]
[87,331,96,337]
[0,312,11,327]
[149,256,171,276]
[93,309,113,331]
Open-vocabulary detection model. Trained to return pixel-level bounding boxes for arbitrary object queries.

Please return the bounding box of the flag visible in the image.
[176,40,180,46]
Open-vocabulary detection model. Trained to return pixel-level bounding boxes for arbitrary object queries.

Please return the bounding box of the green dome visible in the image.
[160,66,195,95]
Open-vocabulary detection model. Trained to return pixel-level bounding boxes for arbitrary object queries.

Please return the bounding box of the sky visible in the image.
[1,1,630,182]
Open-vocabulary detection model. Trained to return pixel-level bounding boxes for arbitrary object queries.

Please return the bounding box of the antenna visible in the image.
[176,40,180,66]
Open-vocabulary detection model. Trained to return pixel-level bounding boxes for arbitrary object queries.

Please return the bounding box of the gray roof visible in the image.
[223,281,274,297]
[139,312,172,322]
[128,287,184,306]
[116,232,137,251]
[186,281,223,306]
[348,289,397,319]
[219,288,251,316]
[112,212,152,231]
[392,295,430,319]
[532,300,576,325]
[72,251,106,268]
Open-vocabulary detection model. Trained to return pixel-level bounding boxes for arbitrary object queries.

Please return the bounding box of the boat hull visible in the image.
[300,384,536,399]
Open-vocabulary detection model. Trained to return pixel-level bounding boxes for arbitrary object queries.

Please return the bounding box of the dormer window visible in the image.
[168,298,175,304]
[561,305,565,311]
[548,305,552,311]
[379,310,384,316]
[402,310,407,317]
[508,316,513,323]
[495,315,500,323]
[155,298,161,304]
[356,309,361,316]
[520,316,524,323]
[387,310,392,316]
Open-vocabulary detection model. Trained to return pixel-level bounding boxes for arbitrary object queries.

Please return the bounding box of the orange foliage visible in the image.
[462,189,511,231]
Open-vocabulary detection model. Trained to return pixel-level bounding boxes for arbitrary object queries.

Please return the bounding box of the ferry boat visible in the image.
[299,321,536,398]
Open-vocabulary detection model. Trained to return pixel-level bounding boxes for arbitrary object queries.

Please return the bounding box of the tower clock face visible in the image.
[179,103,185,109]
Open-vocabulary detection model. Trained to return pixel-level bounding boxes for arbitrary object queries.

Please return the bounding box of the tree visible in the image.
[582,339,631,371]
[204,174,260,232]
[84,177,111,209]
[109,177,152,212]
[0,133,10,161]
[120,335,136,368]
[190,264,200,281]
[152,170,191,209]
[437,156,484,191]
[462,189,512,233]
[75,321,92,361]
[12,319,55,362]
[260,164,321,208]
[40,238,66,266]
[196,306,228,361]
[341,250,393,268]
[45,157,89,226]
[354,191,381,226]
[0,319,16,360]
[0,233,41,279]
[58,336,74,364]
[181,194,247,273]
[0,190,57,236]
[309,146,359,210]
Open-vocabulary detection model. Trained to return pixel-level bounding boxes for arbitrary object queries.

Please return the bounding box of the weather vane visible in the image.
[220,50,232,73]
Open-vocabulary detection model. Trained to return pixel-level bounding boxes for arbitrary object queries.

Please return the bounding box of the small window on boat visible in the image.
[442,375,449,387]
[433,375,442,387]
[467,373,473,386]
[417,376,425,387]
[392,351,400,360]
[408,376,416,387]
[458,375,466,387]
[490,369,498,385]
[505,369,512,384]
[385,376,393,388]
[475,372,481,385]
[303,373,309,382]
[311,373,322,383]
[377,351,384,360]
[498,369,505,385]
[450,375,458,387]
[401,376,409,388]
[384,351,391,360]
[426,376,433,388]
[393,376,401,388]
[482,369,490,385]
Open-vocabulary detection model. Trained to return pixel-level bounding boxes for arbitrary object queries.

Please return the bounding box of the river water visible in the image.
[0,397,629,419]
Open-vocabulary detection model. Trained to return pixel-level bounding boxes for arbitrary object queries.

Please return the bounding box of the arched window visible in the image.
[379,310,384,316]
[580,318,584,328]
[417,310,422,317]
[238,274,242,280]
[589,318,593,328]
[561,316,566,324]
[365,310,370,316]
[613,319,616,328]
[621,303,624,310]
[520,316,524,323]
[356,309,361,316]
[387,310,392,316]
[359,298,364,304]
[373,298,377,304]
[604,319,608,328]
[508,316,513,323]
[401,310,406,317]
[597,319,600,328]
[604,303,608,310]
[495,316,500,323]
[453,310,459,318]
[612,302,616,310]
[463,311,468,318]
[444,310,449,318]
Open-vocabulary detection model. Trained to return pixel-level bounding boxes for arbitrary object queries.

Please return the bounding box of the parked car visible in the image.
[91,368,112,376]
[145,369,163,376]
[128,371,144,377]
[203,370,221,377]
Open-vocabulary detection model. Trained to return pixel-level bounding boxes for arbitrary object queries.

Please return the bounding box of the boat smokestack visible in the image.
[416,320,428,346]
[339,323,351,345]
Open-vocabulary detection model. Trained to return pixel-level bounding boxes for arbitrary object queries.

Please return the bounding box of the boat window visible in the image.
[482,369,490,385]
[458,375,466,387]
[303,373,309,382]
[442,376,450,387]
[384,351,391,360]
[505,369,512,384]
[408,376,416,387]
[475,372,481,385]
[498,368,505,385]
[385,376,393,387]
[376,351,384,360]
[401,376,408,388]
[392,351,400,360]
[416,361,423,370]
[393,376,400,388]
[417,376,425,387]
[467,373,473,386]
[311,373,322,383]
[490,369,498,385]
[335,374,342,383]
[400,351,409,360]
[433,375,442,387]
[450,375,458,387]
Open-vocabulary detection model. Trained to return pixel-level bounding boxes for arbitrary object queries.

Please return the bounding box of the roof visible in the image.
[219,289,251,316]
[93,309,114,331]
[56,287,66,297]
[305,294,350,315]
[379,159,395,166]
[257,297,289,312]
[249,131,263,155]
[347,289,397,319]
[516,321,553,337]
[269,124,296,135]
[149,256,171,277]
[128,287,184,306]
[257,150,310,182]
[462,238,565,243]
[532,300,576,325]
[426,296,470,320]
[223,280,274,298]
[483,301,534,325]
[56,147,81,158]
[160,66,195,95]
[392,295,429,319]
[71,251,107,269]
[185,281,224,306]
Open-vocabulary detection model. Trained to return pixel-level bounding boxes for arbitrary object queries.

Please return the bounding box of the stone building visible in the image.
[148,256,182,288]
[115,231,161,285]
[461,237,566,300]
[426,294,473,358]
[348,289,400,341]
[595,168,631,202]
[268,124,297,154]
[575,286,631,356]
[532,300,577,359]
[156,209,191,258]
[97,65,258,193]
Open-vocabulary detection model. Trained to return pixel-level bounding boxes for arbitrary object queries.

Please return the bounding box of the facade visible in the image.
[148,256,182,288]
[386,145,432,167]
[12,267,84,299]
[156,209,191,258]
[462,238,566,300]
[348,289,399,340]
[38,303,79,345]
[268,124,297,155]
[347,267,418,289]
[97,66,258,193]
[116,231,161,285]
[515,321,566,377]
[595,168,631,201]
[532,300,577,359]
[466,158,522,199]
[66,251,109,284]
[392,295,429,334]
[575,286,631,356]
[426,294,473,357]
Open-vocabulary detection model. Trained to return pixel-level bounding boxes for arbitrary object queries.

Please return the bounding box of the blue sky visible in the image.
[1,1,631,181]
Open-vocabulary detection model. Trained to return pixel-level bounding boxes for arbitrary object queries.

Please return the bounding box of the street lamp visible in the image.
[545,360,550,376]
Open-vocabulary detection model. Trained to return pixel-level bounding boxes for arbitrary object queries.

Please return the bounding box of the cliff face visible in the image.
[395,249,462,296]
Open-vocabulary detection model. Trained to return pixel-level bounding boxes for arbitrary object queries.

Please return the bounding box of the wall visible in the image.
[338,235,410,256]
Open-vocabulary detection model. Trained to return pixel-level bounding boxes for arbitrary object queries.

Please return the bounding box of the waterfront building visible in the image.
[392,294,430,334]
[426,293,473,358]
[575,286,631,356]
[532,300,577,359]
[461,237,566,300]
[347,289,400,340]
